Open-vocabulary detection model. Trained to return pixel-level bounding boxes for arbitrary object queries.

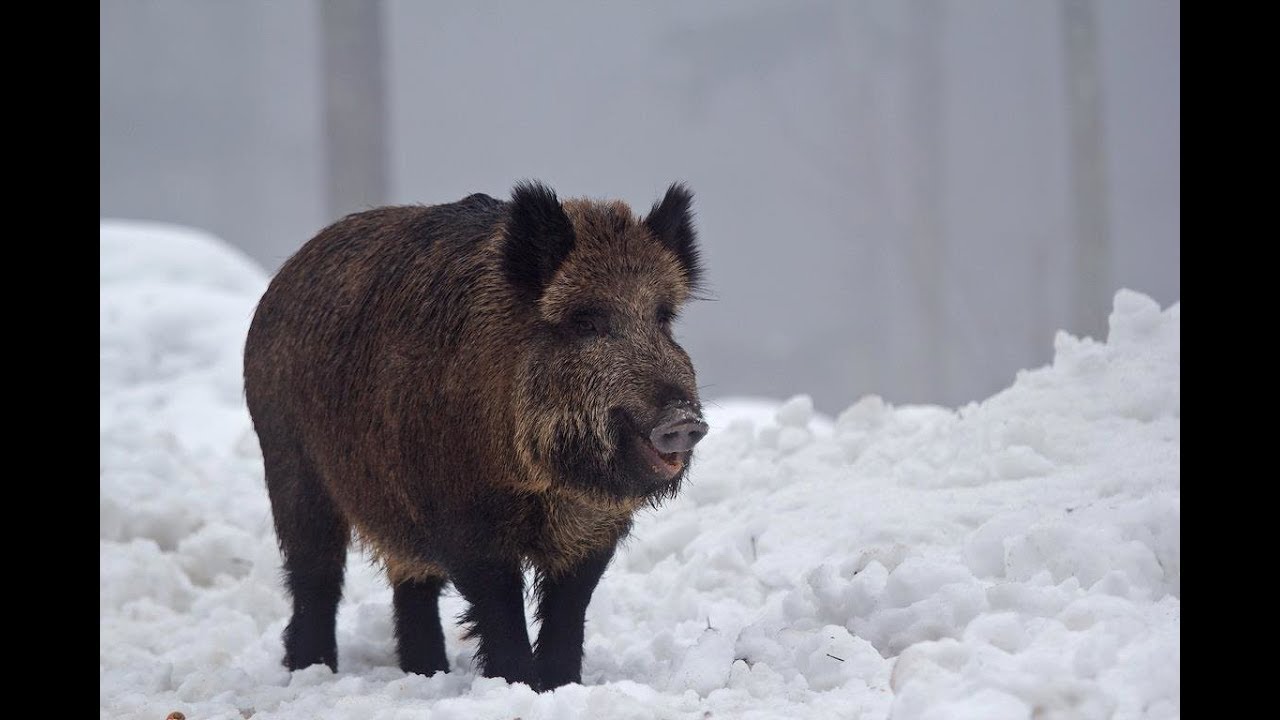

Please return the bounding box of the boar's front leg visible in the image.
[452,560,537,687]
[393,576,449,676]
[533,546,615,690]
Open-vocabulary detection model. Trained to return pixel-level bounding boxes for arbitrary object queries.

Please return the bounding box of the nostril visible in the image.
[687,420,708,446]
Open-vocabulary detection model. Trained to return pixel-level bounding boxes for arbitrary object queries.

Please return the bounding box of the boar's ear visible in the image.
[504,180,576,304]
[643,182,703,290]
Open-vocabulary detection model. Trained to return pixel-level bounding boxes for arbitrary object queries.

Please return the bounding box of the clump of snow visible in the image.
[101,222,1179,719]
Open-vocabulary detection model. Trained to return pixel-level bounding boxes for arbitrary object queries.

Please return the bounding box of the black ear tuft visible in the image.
[644,182,703,290]
[503,180,576,304]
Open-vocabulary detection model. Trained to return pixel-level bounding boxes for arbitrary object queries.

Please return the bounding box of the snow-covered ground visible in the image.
[101,222,1179,720]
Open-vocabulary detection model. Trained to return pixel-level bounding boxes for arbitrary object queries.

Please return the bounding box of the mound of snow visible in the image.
[101,221,1179,720]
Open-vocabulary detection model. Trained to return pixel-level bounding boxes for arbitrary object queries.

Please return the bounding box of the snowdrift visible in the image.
[101,221,1179,719]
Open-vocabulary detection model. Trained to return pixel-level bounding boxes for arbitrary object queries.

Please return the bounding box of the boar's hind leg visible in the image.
[451,561,537,687]
[533,546,615,689]
[263,440,349,673]
[393,576,449,676]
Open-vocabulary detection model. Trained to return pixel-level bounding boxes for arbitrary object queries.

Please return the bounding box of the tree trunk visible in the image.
[321,0,388,219]
[1061,0,1111,338]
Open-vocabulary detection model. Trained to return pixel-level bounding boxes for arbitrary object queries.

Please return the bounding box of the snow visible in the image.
[101,221,1179,719]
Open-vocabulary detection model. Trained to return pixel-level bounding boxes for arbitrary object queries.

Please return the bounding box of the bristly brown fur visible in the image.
[244,181,705,689]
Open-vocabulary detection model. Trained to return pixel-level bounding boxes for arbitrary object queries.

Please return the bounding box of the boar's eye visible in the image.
[656,305,677,325]
[570,310,609,338]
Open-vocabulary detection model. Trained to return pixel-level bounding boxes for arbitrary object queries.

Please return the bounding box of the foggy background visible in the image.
[100,0,1179,414]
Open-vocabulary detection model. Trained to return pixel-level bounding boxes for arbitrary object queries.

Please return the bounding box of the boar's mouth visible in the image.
[616,410,688,483]
[550,409,689,502]
[634,433,686,480]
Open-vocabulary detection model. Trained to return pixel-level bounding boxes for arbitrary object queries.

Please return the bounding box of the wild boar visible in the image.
[244,181,707,690]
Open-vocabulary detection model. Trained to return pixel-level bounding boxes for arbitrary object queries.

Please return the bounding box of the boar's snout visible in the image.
[649,406,708,454]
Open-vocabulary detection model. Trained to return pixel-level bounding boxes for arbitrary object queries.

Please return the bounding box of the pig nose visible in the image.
[649,407,708,453]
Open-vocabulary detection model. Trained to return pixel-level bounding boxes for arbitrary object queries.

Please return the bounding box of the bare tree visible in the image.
[1061,0,1112,338]
[321,0,388,219]
[903,0,946,399]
